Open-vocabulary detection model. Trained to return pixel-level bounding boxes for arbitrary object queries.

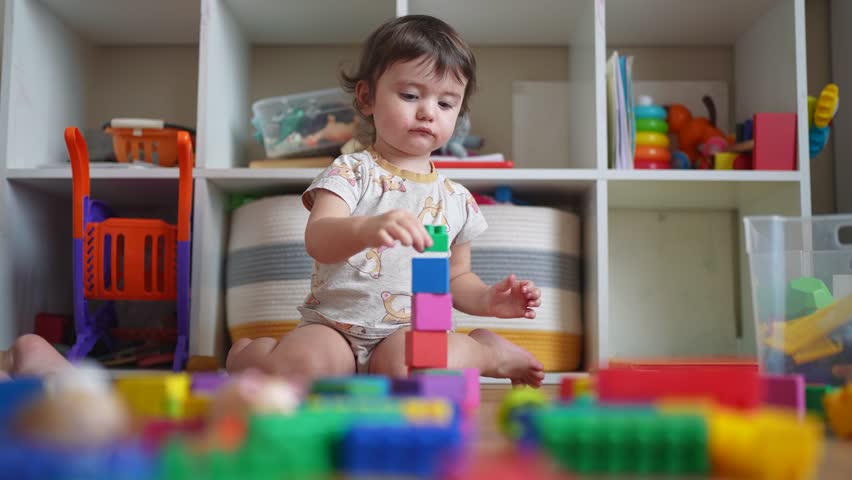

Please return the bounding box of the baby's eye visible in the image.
[439,101,455,110]
[400,92,418,101]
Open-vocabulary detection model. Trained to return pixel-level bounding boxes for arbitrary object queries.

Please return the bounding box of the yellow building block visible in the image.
[115,373,190,419]
[401,398,453,426]
[824,383,852,439]
[708,407,824,480]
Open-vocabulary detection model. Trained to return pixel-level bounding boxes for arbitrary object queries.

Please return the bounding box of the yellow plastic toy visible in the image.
[709,407,824,480]
[813,83,839,128]
[764,293,852,362]
[823,383,852,439]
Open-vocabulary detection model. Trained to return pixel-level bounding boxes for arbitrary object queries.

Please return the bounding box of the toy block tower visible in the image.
[406,225,451,371]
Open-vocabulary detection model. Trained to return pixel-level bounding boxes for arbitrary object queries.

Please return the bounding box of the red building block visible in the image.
[34,313,70,345]
[752,112,797,170]
[596,366,761,410]
[405,331,448,369]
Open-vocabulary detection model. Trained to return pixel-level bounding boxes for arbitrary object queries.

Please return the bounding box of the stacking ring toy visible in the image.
[635,117,668,133]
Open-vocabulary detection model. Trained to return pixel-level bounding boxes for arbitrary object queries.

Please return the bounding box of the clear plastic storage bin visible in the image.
[251,88,357,159]
[745,215,852,386]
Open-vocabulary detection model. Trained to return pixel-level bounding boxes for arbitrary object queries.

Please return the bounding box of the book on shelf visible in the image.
[607,51,635,169]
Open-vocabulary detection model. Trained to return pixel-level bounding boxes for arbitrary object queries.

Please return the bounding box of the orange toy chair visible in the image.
[64,127,193,371]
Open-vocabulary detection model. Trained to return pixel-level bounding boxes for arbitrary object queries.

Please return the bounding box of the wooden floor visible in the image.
[475,385,852,479]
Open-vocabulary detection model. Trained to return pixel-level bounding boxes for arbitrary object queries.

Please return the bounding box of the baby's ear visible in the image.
[355,80,373,116]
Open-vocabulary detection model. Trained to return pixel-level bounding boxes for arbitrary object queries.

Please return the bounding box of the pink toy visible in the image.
[752,112,797,170]
[405,331,448,369]
[412,293,453,331]
[463,368,480,410]
[760,374,805,419]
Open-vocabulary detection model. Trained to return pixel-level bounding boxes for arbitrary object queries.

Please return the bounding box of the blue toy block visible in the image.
[412,258,449,294]
[341,423,462,478]
[310,375,390,397]
[0,439,153,480]
[0,377,43,429]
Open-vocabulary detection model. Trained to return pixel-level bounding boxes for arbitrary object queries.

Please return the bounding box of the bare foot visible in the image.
[469,328,545,388]
[4,334,72,378]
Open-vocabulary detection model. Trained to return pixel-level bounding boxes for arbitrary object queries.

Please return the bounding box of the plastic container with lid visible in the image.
[251,88,357,158]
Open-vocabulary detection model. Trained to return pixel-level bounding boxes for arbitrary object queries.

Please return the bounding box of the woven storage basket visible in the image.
[226,197,582,371]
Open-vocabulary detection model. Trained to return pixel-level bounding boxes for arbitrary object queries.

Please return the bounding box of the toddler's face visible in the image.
[362,56,467,159]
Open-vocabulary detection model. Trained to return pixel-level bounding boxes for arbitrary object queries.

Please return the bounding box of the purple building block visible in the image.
[191,372,229,393]
[760,373,805,419]
[412,293,453,331]
[412,374,466,404]
[391,378,421,396]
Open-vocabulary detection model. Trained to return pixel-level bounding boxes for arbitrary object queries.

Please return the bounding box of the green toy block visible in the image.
[533,407,709,475]
[786,277,834,320]
[409,368,463,376]
[310,375,390,397]
[805,384,838,418]
[424,224,449,252]
[228,193,259,212]
[240,413,341,477]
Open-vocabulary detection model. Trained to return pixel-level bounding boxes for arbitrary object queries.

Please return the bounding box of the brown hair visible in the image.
[340,15,477,145]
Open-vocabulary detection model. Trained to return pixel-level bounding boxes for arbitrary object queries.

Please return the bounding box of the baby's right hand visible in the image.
[358,209,434,252]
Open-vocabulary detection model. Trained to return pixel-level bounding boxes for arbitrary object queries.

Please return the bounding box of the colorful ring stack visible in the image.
[634,96,671,169]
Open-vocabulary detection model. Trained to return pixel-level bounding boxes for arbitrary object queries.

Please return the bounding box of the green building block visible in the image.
[310,375,390,397]
[786,277,834,320]
[409,368,463,376]
[805,384,838,418]
[532,406,709,475]
[228,193,260,212]
[424,224,449,252]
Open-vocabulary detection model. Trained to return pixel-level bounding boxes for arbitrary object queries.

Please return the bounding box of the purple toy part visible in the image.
[174,241,191,371]
[412,293,453,331]
[760,373,805,419]
[190,372,228,393]
[413,374,467,404]
[391,378,422,396]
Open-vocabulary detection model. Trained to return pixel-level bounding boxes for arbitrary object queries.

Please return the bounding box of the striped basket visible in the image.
[226,196,582,372]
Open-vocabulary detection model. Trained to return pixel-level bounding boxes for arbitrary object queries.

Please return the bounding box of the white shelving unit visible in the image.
[0,0,811,376]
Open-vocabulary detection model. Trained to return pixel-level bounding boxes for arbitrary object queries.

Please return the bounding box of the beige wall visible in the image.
[806,0,834,214]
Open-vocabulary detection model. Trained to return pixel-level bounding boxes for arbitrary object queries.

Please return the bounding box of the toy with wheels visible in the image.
[65,126,193,371]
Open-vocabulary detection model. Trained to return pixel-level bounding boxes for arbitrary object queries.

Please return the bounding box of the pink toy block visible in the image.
[760,374,805,419]
[463,368,480,410]
[412,293,453,331]
[405,331,448,369]
[752,112,796,170]
[413,374,466,404]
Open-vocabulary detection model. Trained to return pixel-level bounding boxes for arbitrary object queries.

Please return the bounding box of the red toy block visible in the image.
[596,366,761,410]
[34,313,70,345]
[405,331,448,369]
[412,293,453,331]
[752,112,796,170]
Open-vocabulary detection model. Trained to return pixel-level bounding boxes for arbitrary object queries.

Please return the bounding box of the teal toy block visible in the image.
[532,406,709,475]
[786,277,834,320]
[310,375,390,397]
[424,225,449,252]
[412,257,450,293]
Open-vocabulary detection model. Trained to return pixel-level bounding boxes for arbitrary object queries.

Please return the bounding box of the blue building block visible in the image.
[341,424,462,478]
[0,377,43,429]
[0,439,153,480]
[412,258,449,294]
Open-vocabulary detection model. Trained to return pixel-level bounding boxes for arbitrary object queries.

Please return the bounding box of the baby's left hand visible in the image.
[485,274,542,319]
